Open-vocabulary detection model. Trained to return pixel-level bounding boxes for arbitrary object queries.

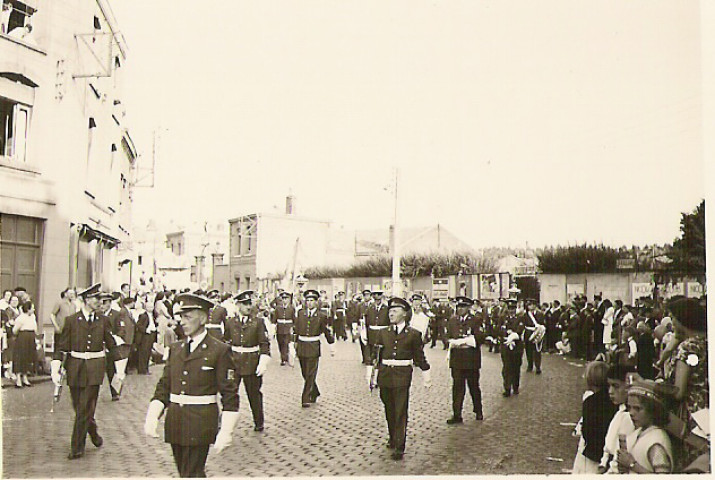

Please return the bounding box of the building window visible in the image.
[2,1,37,37]
[0,96,30,163]
[245,277,251,290]
[138,255,143,266]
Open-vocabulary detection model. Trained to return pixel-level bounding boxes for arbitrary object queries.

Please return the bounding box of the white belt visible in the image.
[369,325,388,330]
[170,394,217,405]
[70,351,105,360]
[231,345,260,353]
[277,320,293,324]
[298,335,321,342]
[382,359,413,367]
[205,324,222,329]
[336,309,346,313]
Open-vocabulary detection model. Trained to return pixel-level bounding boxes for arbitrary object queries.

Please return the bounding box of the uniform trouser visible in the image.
[298,356,320,404]
[359,339,370,364]
[105,356,118,398]
[136,337,153,374]
[238,374,264,427]
[277,334,291,363]
[334,318,346,339]
[501,346,522,393]
[380,385,410,453]
[524,341,542,371]
[69,385,100,454]
[171,444,210,478]
[52,333,63,360]
[451,368,482,417]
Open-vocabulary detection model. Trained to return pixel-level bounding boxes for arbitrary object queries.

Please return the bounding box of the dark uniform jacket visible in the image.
[372,325,430,388]
[118,306,135,344]
[346,300,360,325]
[293,308,334,358]
[331,300,347,320]
[102,308,125,360]
[445,313,487,369]
[271,305,295,335]
[152,333,239,446]
[59,310,118,386]
[135,311,155,348]
[498,314,525,347]
[365,301,389,345]
[207,305,227,339]
[223,313,270,376]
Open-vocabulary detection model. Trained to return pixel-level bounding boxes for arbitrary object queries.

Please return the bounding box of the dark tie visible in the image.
[185,339,192,356]
[393,326,398,335]
[88,313,94,323]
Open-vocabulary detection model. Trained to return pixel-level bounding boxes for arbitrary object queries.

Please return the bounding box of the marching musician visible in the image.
[368,297,431,460]
[523,299,545,374]
[144,293,239,478]
[499,299,525,397]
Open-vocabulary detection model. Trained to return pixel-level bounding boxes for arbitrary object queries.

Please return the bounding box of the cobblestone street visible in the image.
[3,340,586,477]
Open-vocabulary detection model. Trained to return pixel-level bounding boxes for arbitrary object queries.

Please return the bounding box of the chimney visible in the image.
[286,195,295,215]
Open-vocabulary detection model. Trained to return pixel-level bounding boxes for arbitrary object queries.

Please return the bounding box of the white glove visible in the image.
[365,366,373,387]
[112,334,125,346]
[359,322,368,344]
[256,354,270,377]
[144,399,164,438]
[213,411,240,453]
[464,336,477,348]
[288,342,296,367]
[50,359,62,385]
[422,369,432,388]
[329,343,336,357]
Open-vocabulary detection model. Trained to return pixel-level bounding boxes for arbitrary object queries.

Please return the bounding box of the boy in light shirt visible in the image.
[598,364,636,473]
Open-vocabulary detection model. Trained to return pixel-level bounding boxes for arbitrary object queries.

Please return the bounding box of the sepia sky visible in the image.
[111,0,704,249]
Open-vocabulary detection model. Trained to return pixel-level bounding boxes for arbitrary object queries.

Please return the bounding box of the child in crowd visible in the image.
[556,332,571,355]
[572,361,617,474]
[598,364,636,473]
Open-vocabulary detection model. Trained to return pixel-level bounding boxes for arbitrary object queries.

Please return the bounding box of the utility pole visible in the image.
[391,168,402,297]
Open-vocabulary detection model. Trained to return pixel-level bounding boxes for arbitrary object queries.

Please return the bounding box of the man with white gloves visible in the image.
[370,296,431,461]
[293,289,336,407]
[445,297,487,424]
[223,290,271,432]
[144,293,239,478]
[51,283,122,460]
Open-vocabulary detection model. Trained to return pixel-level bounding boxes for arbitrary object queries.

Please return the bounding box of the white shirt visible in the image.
[393,321,406,335]
[13,312,37,333]
[187,330,207,353]
[601,404,636,472]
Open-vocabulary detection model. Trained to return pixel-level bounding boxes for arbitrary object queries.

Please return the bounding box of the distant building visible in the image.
[0,0,138,335]
[354,224,474,257]
[165,222,228,289]
[496,254,538,276]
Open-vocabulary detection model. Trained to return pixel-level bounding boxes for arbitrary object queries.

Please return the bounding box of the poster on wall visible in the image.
[664,282,685,298]
[499,273,510,299]
[631,283,654,302]
[432,278,450,300]
[479,274,500,300]
[686,282,705,299]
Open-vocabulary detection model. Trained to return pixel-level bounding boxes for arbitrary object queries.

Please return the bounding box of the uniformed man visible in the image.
[357,289,372,364]
[271,291,296,365]
[206,291,226,340]
[51,283,123,459]
[446,296,487,423]
[224,290,270,431]
[367,297,431,460]
[144,293,239,478]
[499,299,525,397]
[408,294,431,344]
[346,293,362,343]
[100,292,126,401]
[522,300,545,374]
[293,289,336,407]
[365,289,389,360]
[331,291,348,341]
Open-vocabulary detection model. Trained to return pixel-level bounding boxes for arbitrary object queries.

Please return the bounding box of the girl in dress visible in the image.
[12,301,38,387]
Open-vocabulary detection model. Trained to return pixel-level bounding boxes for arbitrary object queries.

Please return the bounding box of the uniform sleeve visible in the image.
[473,318,487,344]
[412,331,430,371]
[216,345,239,412]
[152,347,172,406]
[103,317,117,350]
[321,313,335,344]
[369,330,384,364]
[58,314,71,353]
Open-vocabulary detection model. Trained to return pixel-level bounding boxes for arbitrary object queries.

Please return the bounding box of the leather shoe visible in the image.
[502,391,511,397]
[446,416,463,425]
[386,441,395,449]
[535,369,542,375]
[90,434,103,448]
[301,403,311,408]
[391,451,404,460]
[475,413,484,421]
[254,425,264,432]
[111,395,120,402]
[513,388,519,395]
[67,450,84,460]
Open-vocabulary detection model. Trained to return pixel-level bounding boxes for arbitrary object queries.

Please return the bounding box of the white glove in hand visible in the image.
[256,354,270,377]
[464,336,477,348]
[329,343,336,357]
[144,400,164,438]
[112,334,125,346]
[213,411,240,453]
[365,366,373,387]
[422,369,432,388]
[115,358,128,381]
[50,359,62,385]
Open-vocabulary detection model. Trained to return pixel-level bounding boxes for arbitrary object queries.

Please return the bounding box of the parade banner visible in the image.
[686,282,704,299]
[479,274,500,300]
[631,283,654,302]
[432,278,449,300]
